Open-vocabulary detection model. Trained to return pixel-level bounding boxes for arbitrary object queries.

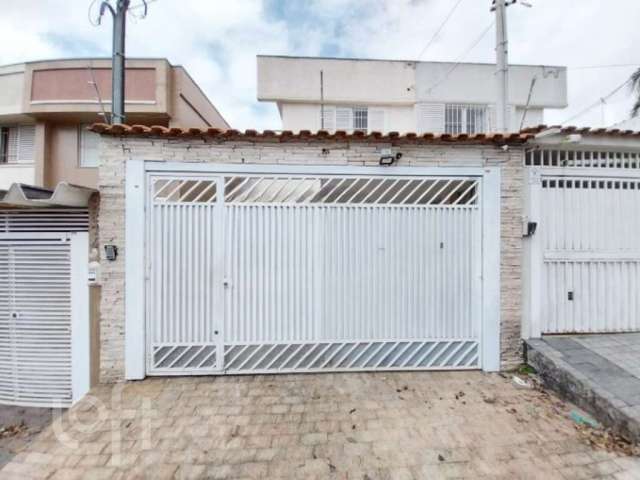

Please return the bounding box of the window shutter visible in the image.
[79,126,100,167]
[319,106,335,132]
[368,108,386,133]
[335,107,352,131]
[6,127,19,163]
[17,125,35,163]
[415,103,445,134]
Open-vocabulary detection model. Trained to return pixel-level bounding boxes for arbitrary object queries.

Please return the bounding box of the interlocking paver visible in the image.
[1,371,639,479]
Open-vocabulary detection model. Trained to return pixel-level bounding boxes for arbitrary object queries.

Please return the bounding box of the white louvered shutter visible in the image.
[17,125,35,163]
[320,106,335,132]
[0,239,73,406]
[368,108,386,133]
[5,127,18,163]
[336,107,352,131]
[415,103,445,134]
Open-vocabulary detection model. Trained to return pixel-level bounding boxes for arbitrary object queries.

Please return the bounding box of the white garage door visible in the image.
[526,167,640,335]
[140,164,499,376]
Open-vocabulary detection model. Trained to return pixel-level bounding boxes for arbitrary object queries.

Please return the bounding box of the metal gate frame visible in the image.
[523,166,640,338]
[125,161,501,379]
[0,231,90,407]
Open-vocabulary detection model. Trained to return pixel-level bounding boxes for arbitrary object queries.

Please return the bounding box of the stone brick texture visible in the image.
[98,135,525,382]
[2,372,639,479]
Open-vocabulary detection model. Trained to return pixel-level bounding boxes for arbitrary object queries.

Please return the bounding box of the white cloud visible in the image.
[0,0,638,130]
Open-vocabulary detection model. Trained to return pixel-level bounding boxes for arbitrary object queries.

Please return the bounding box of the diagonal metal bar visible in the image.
[427,341,454,367]
[153,179,178,199]
[196,347,218,368]
[153,346,176,368]
[306,343,334,369]
[343,178,375,204]
[440,180,467,205]
[387,341,414,367]
[236,345,267,371]
[426,180,454,205]
[398,180,428,205]
[329,342,360,369]
[180,345,207,368]
[452,342,477,367]
[292,343,324,369]
[358,342,388,368]
[224,344,251,368]
[412,342,440,367]
[224,177,252,202]
[192,180,218,203]
[167,346,194,369]
[318,342,351,369]
[280,343,308,370]
[178,180,205,202]
[414,179,444,204]
[249,343,280,370]
[373,342,400,368]
[439,341,468,367]
[451,181,479,205]
[264,344,295,370]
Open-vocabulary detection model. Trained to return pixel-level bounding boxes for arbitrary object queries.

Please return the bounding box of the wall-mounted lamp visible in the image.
[379,149,403,166]
[104,245,118,261]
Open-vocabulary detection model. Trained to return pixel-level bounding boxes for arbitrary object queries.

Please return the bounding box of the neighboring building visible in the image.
[0,58,229,190]
[257,55,568,135]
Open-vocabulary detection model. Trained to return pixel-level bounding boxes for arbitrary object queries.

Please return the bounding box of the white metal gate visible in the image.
[138,164,499,376]
[525,153,640,336]
[0,233,89,407]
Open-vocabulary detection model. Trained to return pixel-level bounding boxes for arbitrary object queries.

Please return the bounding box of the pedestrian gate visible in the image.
[133,164,499,376]
[0,232,89,407]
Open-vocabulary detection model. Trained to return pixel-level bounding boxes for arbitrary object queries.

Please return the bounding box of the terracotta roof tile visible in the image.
[89,123,533,145]
[521,124,640,137]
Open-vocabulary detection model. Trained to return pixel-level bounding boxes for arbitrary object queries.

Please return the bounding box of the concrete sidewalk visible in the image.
[527,334,640,444]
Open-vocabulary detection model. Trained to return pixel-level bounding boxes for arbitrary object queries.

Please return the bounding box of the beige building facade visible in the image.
[0,58,229,190]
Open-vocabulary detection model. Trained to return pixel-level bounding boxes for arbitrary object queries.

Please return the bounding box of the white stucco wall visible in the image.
[281,103,416,134]
[415,63,567,108]
[258,56,416,105]
[0,164,35,189]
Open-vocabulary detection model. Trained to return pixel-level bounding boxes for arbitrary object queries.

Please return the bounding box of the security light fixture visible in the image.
[379,149,403,166]
[104,244,118,261]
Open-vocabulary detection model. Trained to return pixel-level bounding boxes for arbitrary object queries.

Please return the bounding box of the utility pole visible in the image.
[494,0,509,133]
[96,0,148,125]
[320,70,325,130]
[492,0,532,132]
[110,0,129,124]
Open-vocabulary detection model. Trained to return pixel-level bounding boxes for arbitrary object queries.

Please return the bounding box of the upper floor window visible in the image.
[320,106,385,133]
[445,104,487,135]
[78,125,100,168]
[0,125,35,164]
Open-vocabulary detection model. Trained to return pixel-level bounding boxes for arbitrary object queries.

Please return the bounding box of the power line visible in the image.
[569,63,639,70]
[561,77,632,125]
[424,21,495,94]
[417,0,465,60]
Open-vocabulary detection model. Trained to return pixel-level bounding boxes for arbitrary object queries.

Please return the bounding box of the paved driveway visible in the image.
[1,371,639,479]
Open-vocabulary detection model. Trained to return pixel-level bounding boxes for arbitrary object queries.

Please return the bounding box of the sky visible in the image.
[1,0,638,131]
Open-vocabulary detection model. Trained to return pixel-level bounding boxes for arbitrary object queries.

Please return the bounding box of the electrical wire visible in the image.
[569,64,639,70]
[561,77,632,125]
[88,0,101,26]
[417,0,465,60]
[423,21,495,94]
